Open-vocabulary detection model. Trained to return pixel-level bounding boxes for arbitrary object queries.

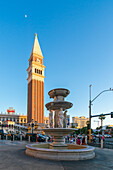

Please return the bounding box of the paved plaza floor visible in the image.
[0,140,113,170]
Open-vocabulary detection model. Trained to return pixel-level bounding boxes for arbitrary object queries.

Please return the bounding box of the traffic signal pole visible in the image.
[89,85,92,143]
[88,86,113,143]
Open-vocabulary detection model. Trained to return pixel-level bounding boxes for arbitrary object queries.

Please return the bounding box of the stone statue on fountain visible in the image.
[57,108,64,128]
[49,110,53,128]
[63,110,67,128]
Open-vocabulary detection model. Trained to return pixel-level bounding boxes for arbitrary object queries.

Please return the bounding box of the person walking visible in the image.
[102,135,105,141]
[75,135,77,144]
[36,134,39,142]
[77,137,81,145]
[71,136,73,143]
[11,134,13,141]
[99,136,101,143]
[82,136,86,145]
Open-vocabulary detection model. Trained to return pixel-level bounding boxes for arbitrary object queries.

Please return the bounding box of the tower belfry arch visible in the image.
[27,33,45,123]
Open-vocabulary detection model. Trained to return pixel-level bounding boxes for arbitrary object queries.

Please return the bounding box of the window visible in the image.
[34,69,42,75]
[21,118,23,122]
[24,119,26,123]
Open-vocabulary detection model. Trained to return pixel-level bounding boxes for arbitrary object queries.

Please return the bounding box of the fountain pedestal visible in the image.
[43,128,75,149]
[50,136,66,149]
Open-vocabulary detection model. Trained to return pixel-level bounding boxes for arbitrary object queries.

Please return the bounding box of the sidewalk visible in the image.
[0,139,31,146]
[0,140,113,170]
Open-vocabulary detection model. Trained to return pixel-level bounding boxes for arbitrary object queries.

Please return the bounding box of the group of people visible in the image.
[90,134,105,143]
[66,135,87,145]
[76,136,86,145]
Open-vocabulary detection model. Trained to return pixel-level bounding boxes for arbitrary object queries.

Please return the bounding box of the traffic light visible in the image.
[111,112,113,118]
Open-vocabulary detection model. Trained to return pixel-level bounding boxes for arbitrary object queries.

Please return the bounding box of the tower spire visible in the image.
[31,33,43,57]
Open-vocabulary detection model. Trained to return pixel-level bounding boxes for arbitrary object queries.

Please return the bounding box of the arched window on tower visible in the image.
[41,70,42,75]
[35,68,36,73]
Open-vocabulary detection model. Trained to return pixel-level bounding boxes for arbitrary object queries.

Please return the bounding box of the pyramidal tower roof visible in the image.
[31,33,43,56]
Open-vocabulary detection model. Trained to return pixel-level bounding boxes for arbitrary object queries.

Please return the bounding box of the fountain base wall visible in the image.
[26,143,95,161]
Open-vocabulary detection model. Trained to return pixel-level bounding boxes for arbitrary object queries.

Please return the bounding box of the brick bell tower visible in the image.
[27,33,45,123]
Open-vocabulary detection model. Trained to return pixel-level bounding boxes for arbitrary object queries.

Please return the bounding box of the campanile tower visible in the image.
[27,33,45,123]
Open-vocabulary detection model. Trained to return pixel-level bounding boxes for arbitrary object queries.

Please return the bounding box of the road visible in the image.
[95,137,113,143]
[104,137,113,143]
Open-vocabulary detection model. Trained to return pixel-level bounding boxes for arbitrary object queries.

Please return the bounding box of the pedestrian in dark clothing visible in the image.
[82,136,86,145]
[11,134,13,141]
[99,136,101,143]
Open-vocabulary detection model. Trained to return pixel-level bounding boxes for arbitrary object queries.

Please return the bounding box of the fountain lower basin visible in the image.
[26,143,95,161]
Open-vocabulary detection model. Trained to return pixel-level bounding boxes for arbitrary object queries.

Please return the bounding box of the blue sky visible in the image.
[0,0,113,128]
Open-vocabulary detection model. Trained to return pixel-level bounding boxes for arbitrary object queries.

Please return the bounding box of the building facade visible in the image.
[0,108,27,126]
[44,117,49,127]
[27,33,45,123]
[72,116,89,129]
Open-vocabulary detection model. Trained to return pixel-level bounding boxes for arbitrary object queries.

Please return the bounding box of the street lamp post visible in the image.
[31,119,34,142]
[89,85,113,142]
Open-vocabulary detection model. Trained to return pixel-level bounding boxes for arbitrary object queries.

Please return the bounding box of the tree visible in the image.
[99,114,106,135]
[96,126,101,130]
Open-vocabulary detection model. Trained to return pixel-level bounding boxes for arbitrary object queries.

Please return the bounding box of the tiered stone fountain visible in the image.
[44,88,75,149]
[26,88,95,161]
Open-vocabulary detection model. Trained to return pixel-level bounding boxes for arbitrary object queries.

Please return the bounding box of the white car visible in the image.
[96,134,102,138]
[104,134,112,138]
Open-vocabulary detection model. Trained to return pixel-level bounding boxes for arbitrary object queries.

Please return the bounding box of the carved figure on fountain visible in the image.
[54,110,59,128]
[57,108,64,128]
[63,110,67,128]
[49,110,53,128]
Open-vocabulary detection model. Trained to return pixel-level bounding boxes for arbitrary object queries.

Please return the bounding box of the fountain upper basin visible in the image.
[45,101,73,110]
[48,88,70,98]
